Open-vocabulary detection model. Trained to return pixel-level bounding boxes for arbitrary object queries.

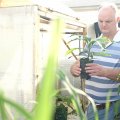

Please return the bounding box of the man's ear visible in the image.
[117,16,120,23]
[117,17,120,27]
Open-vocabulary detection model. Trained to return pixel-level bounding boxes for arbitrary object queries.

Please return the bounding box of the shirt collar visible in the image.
[113,30,120,42]
[99,30,120,43]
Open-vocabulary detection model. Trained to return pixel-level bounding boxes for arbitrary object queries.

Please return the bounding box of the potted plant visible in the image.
[65,34,111,79]
[54,94,76,120]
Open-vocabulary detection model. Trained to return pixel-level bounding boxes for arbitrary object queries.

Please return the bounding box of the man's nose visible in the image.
[102,22,106,27]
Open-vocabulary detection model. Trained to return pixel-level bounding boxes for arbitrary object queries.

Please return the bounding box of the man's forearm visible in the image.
[104,68,120,81]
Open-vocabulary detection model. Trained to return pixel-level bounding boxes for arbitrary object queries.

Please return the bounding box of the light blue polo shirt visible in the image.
[85,30,120,104]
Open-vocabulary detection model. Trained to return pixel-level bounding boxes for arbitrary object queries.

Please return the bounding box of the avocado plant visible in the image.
[65,34,111,79]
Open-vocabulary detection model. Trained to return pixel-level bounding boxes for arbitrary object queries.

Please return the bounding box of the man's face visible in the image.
[98,7,118,35]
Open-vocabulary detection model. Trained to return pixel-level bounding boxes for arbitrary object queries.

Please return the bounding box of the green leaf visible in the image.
[65,48,79,55]
[0,92,32,120]
[87,40,97,49]
[84,36,91,43]
[97,37,112,49]
[67,38,79,44]
[118,85,120,95]
[93,51,111,57]
[79,50,88,56]
[33,18,64,120]
[56,69,66,80]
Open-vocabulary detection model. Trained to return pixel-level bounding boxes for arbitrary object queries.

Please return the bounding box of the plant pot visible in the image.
[54,103,68,120]
[80,58,93,80]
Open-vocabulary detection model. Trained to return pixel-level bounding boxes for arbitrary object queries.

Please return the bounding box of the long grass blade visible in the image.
[33,18,64,120]
[0,92,32,120]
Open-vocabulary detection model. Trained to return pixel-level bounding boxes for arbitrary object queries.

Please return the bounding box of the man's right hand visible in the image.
[70,60,81,77]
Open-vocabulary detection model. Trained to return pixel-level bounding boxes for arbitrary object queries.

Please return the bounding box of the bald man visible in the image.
[70,2,120,120]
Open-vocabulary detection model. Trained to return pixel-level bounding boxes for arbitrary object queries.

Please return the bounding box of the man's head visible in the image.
[97,2,120,38]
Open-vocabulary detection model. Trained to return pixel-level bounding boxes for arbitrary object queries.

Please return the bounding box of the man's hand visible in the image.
[85,63,107,77]
[70,60,81,77]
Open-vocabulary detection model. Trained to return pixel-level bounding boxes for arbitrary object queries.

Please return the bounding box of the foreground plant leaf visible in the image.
[33,18,64,120]
[0,91,32,120]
